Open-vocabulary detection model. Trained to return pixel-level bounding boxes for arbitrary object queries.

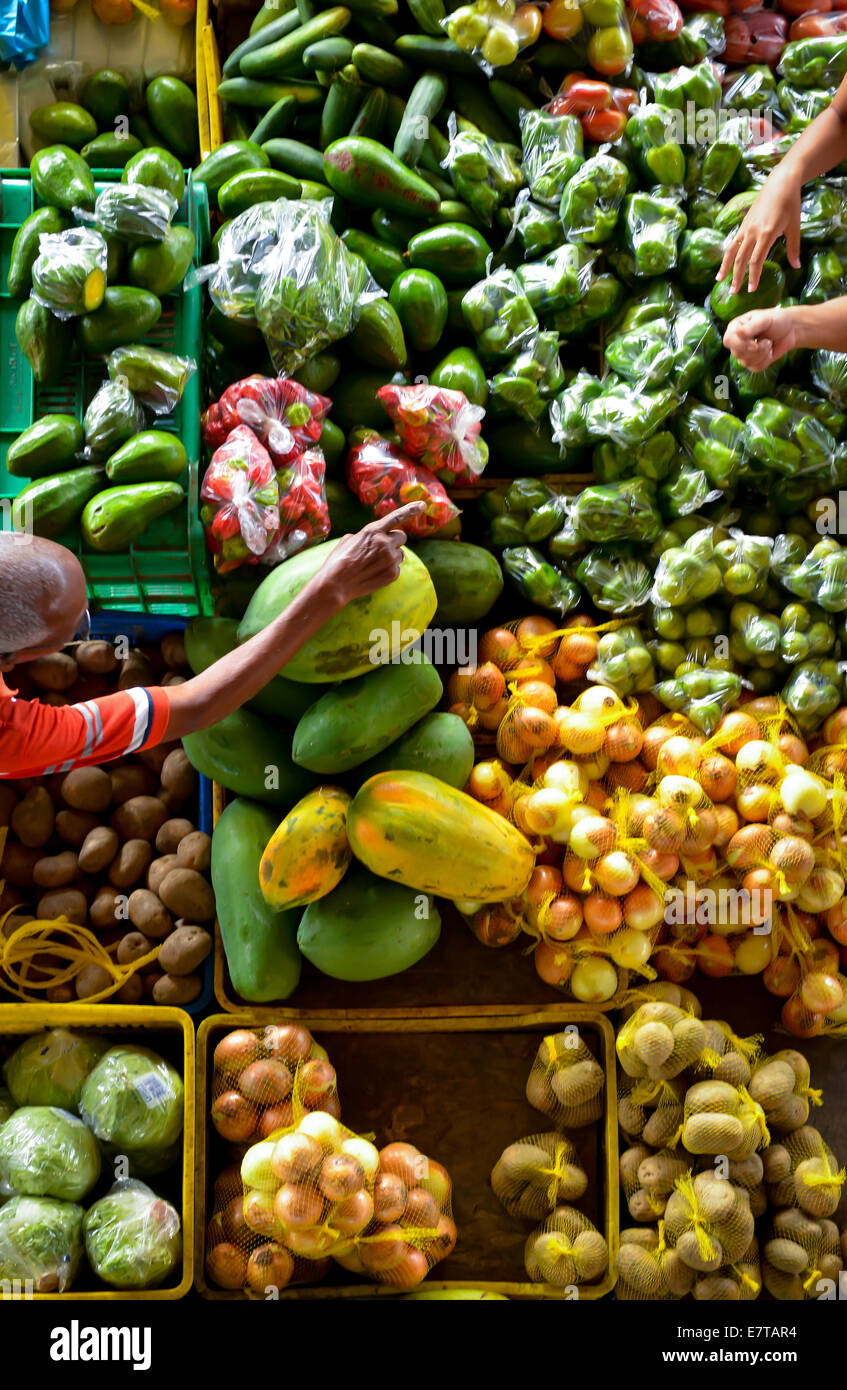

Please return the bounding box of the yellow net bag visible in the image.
[762,1209,843,1300]
[616,1002,709,1082]
[617,1076,685,1149]
[617,980,703,1022]
[691,1238,762,1301]
[764,1125,846,1219]
[524,1206,609,1288]
[615,1224,695,1300]
[335,1142,455,1289]
[526,1031,605,1128]
[693,1020,763,1086]
[491,1133,588,1220]
[680,1079,769,1160]
[748,1049,822,1134]
[620,1143,691,1224]
[663,1171,756,1273]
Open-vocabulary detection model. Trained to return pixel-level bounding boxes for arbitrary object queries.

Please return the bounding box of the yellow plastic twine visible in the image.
[736,1084,770,1152]
[732,1262,762,1296]
[0,912,162,1003]
[541,1140,575,1212]
[674,1171,714,1264]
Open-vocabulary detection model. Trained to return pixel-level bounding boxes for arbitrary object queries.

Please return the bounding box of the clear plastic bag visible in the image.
[205,201,283,324]
[83,379,146,459]
[0,1105,100,1203]
[443,0,540,74]
[623,189,687,277]
[461,267,539,363]
[31,227,107,319]
[519,107,585,208]
[441,112,523,223]
[559,153,630,244]
[488,331,565,422]
[83,1180,181,1291]
[107,346,195,415]
[3,1028,105,1110]
[516,243,595,315]
[91,183,178,245]
[812,349,847,409]
[584,378,678,446]
[0,1194,83,1294]
[346,431,459,536]
[549,369,605,450]
[376,382,488,476]
[202,375,331,465]
[577,546,654,613]
[200,424,281,574]
[78,1044,184,1178]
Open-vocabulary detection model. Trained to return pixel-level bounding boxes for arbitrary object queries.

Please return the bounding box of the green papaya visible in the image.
[30,103,97,149]
[211,797,302,1003]
[81,482,184,552]
[122,147,186,204]
[318,419,345,472]
[183,707,314,805]
[183,616,320,723]
[350,298,407,369]
[7,207,71,299]
[291,350,341,395]
[81,132,143,169]
[79,287,162,354]
[297,869,441,982]
[145,76,198,162]
[15,299,75,387]
[30,145,96,213]
[355,711,475,788]
[7,415,83,479]
[12,465,104,539]
[105,430,187,484]
[412,539,504,624]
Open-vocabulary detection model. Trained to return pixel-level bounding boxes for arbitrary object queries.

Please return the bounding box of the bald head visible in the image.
[0,534,88,671]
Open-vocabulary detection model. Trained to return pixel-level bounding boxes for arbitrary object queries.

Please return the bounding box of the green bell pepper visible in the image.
[744,397,837,476]
[570,477,662,544]
[559,154,629,245]
[710,260,785,323]
[675,401,747,492]
[516,243,591,314]
[498,198,565,256]
[778,538,847,613]
[678,227,725,290]
[593,432,677,485]
[625,104,685,187]
[729,355,781,410]
[776,384,845,438]
[624,190,687,278]
[576,545,653,613]
[547,271,624,337]
[446,123,524,224]
[605,322,675,386]
[687,190,724,229]
[489,332,564,421]
[777,82,831,132]
[502,545,580,615]
[519,109,584,207]
[659,464,720,519]
[549,369,605,450]
[701,116,751,197]
[654,61,722,113]
[461,268,538,362]
[779,35,847,91]
[799,181,847,242]
[584,377,678,446]
[670,302,721,392]
[723,66,780,115]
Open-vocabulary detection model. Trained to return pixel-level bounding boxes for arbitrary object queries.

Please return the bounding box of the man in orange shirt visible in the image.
[0,501,424,779]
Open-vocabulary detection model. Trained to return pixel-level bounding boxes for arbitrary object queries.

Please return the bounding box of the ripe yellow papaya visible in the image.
[259,785,352,910]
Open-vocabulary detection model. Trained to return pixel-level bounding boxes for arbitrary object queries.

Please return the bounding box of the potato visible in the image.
[109,763,158,805]
[139,741,178,777]
[61,766,112,814]
[75,640,118,675]
[176,831,211,872]
[127,889,173,939]
[42,694,69,707]
[89,887,124,930]
[111,795,169,842]
[153,973,202,1006]
[140,967,165,997]
[33,851,79,889]
[0,884,26,916]
[158,867,215,923]
[108,839,153,890]
[157,925,212,976]
[161,631,187,670]
[160,747,194,801]
[36,889,87,925]
[117,650,155,691]
[155,818,195,855]
[1,841,42,887]
[0,785,18,828]
[65,675,110,704]
[25,652,78,691]
[46,984,76,1004]
[147,854,179,897]
[55,809,100,848]
[116,931,153,965]
[78,826,119,874]
[11,787,54,847]
[75,964,113,999]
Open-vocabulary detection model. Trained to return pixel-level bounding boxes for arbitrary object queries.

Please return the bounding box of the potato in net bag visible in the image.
[617,979,703,1023]
[615,1224,695,1300]
[616,1002,709,1082]
[691,1237,762,1301]
[618,1075,686,1149]
[663,1171,756,1274]
[748,1049,822,1134]
[764,1125,845,1218]
[680,1079,769,1161]
[692,1019,763,1088]
[695,1152,767,1219]
[620,1142,691,1224]
[491,1132,588,1220]
[762,1209,843,1301]
[211,1024,339,1150]
[526,1031,605,1128]
[524,1206,608,1288]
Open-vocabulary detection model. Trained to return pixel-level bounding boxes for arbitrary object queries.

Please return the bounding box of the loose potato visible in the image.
[36,889,87,925]
[61,766,112,814]
[160,747,194,801]
[153,972,202,1006]
[0,785,18,828]
[75,964,113,999]
[108,839,153,890]
[109,763,158,805]
[158,925,212,976]
[158,867,215,923]
[177,831,211,872]
[33,851,79,889]
[116,931,154,965]
[55,809,100,848]
[127,889,173,939]
[75,640,118,675]
[1,841,42,887]
[25,652,78,691]
[0,884,26,916]
[147,854,179,897]
[89,887,124,929]
[140,967,165,997]
[11,787,54,847]
[111,795,169,842]
[161,632,187,670]
[117,651,155,691]
[139,741,178,777]
[155,818,194,855]
[115,975,144,1004]
[78,826,119,874]
[46,984,76,1004]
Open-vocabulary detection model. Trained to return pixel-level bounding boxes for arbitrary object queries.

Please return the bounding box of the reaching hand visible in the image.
[723,307,798,372]
[319,501,427,602]
[717,174,802,294]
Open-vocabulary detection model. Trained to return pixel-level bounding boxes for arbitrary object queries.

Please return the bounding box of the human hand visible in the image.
[717,173,802,294]
[723,307,798,371]
[318,501,427,603]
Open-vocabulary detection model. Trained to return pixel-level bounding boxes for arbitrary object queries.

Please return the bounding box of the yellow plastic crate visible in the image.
[194,1008,619,1301]
[197,0,224,159]
[0,1004,195,1301]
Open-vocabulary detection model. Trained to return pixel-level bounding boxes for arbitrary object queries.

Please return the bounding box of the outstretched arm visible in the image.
[723,296,847,371]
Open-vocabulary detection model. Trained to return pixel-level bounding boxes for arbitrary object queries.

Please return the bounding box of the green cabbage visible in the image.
[83,1181,181,1289]
[79,1046,183,1175]
[0,1088,15,1124]
[4,1029,106,1111]
[0,1107,101,1202]
[0,1195,84,1292]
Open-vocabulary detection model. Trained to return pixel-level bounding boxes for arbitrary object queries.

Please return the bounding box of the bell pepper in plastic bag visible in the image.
[587,624,656,694]
[442,116,524,223]
[489,332,565,421]
[200,425,280,574]
[377,382,488,476]
[519,108,585,207]
[584,377,678,445]
[623,190,687,277]
[502,546,580,616]
[461,268,539,363]
[203,375,330,463]
[800,248,847,304]
[515,244,593,314]
[593,431,677,483]
[625,104,685,186]
[654,60,722,111]
[675,401,747,491]
[500,196,565,257]
[482,478,567,547]
[799,180,847,241]
[570,476,662,543]
[559,154,630,243]
[346,430,459,536]
[729,355,781,410]
[744,398,837,476]
[652,527,724,607]
[701,117,755,196]
[658,463,721,517]
[576,544,653,612]
[549,370,605,450]
[710,260,785,322]
[722,65,782,114]
[812,348,847,409]
[677,227,725,289]
[670,302,722,391]
[781,659,845,732]
[777,81,831,131]
[776,384,845,437]
[31,228,107,320]
[605,322,675,386]
[778,34,847,88]
[547,270,625,336]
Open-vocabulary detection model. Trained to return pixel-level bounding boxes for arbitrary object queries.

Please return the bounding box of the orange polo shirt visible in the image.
[0,675,171,778]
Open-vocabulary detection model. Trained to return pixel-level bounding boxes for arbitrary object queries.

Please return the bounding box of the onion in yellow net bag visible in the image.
[491,1132,588,1220]
[526,1031,605,1128]
[335,1141,455,1289]
[524,1206,608,1288]
[210,1024,340,1147]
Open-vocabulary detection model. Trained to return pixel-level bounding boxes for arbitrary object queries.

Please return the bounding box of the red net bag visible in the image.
[202,375,331,464]
[376,382,488,477]
[346,430,459,537]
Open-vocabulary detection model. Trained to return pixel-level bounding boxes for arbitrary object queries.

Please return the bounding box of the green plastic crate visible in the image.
[0,171,213,618]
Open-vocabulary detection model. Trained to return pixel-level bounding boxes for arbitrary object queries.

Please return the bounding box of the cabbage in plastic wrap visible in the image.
[83,1180,181,1290]
[3,1029,106,1112]
[0,1107,101,1203]
[0,1087,15,1125]
[0,1195,84,1293]
[79,1046,183,1176]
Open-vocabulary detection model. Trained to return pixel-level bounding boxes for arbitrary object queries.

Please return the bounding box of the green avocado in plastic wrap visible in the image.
[83,1181,181,1290]
[3,1029,106,1112]
[79,1045,183,1177]
[0,1107,101,1203]
[83,378,146,459]
[0,1195,84,1293]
